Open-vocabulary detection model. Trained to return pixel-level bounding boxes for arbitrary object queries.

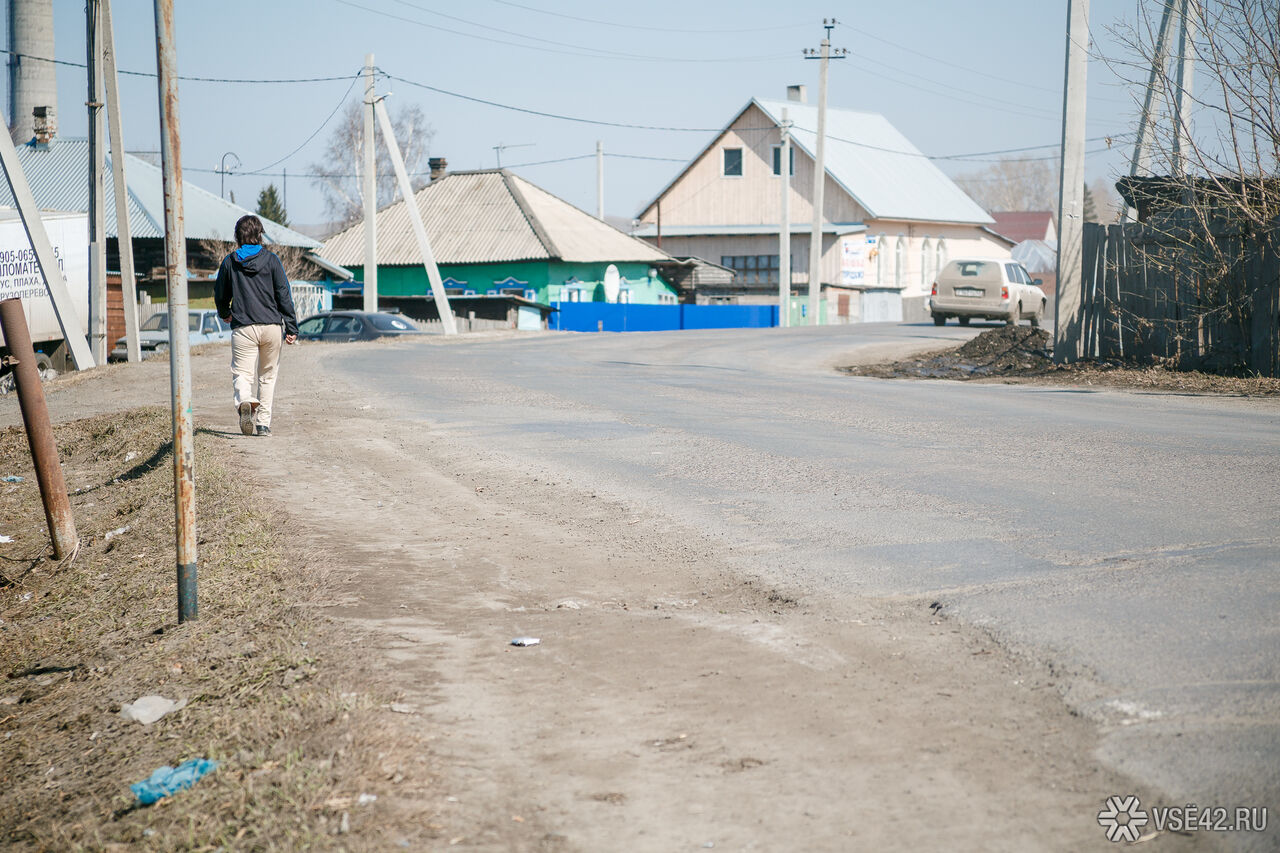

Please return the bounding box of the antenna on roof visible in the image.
[493,142,533,168]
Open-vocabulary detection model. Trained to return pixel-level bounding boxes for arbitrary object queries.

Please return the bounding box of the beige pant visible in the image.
[231,324,283,427]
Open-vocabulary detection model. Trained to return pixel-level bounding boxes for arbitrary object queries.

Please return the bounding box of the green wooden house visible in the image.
[321,169,677,304]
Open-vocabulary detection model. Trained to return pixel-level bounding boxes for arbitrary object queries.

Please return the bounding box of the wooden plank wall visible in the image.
[1073,220,1280,376]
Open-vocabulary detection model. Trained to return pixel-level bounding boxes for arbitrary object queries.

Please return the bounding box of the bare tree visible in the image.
[1101,0,1280,372]
[309,99,435,227]
[953,155,1059,213]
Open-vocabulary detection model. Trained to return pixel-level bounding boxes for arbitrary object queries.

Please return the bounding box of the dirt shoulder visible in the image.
[1,341,1208,850]
[840,325,1280,396]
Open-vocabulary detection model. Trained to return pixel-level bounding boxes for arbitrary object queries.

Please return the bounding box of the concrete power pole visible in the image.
[596,140,604,220]
[1171,0,1197,176]
[1054,0,1090,363]
[8,0,56,144]
[87,0,107,364]
[778,107,791,328]
[803,20,846,326]
[362,53,377,313]
[101,0,140,363]
[1124,0,1177,221]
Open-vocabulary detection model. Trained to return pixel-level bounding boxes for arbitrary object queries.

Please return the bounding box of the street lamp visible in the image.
[217,151,240,200]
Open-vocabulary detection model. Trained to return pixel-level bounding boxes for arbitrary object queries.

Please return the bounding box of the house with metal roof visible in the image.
[321,169,678,305]
[0,136,348,280]
[633,92,1013,322]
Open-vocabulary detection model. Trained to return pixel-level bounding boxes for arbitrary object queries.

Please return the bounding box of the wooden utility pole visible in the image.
[101,0,140,362]
[362,53,377,313]
[374,98,457,335]
[86,0,107,364]
[778,106,792,328]
[1054,0,1090,363]
[153,0,198,622]
[803,20,846,326]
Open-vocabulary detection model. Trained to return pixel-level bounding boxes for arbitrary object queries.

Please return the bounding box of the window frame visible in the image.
[721,147,744,178]
[770,144,795,176]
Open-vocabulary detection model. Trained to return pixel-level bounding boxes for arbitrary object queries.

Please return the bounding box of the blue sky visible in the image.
[19,0,1157,227]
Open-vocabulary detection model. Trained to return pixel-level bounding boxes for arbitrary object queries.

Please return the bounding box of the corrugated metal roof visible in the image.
[752,99,993,225]
[0,137,320,248]
[322,169,670,267]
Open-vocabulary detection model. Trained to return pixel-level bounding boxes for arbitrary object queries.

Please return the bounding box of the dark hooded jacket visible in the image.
[214,245,298,336]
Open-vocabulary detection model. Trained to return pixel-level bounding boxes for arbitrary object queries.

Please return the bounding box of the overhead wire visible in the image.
[487,0,811,34]
[0,48,359,83]
[333,0,791,64]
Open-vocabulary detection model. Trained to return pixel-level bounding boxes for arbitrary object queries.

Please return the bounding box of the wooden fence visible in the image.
[1075,219,1280,376]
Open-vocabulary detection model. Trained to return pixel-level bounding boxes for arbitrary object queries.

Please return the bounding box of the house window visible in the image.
[720,254,780,285]
[894,235,905,289]
[771,145,795,176]
[935,238,947,275]
[722,148,743,177]
[920,238,932,287]
[875,232,886,286]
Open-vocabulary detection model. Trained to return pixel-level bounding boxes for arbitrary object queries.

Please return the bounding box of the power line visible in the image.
[381,71,726,131]
[237,76,361,175]
[334,0,791,64]
[0,48,359,83]
[487,0,810,33]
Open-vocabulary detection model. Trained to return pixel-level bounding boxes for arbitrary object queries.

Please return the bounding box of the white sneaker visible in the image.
[238,402,254,435]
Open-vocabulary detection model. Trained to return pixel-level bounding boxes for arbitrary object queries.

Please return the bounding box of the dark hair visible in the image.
[234,214,264,246]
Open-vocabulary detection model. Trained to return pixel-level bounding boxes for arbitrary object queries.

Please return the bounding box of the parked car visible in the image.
[929,259,1047,327]
[296,311,424,343]
[108,309,231,361]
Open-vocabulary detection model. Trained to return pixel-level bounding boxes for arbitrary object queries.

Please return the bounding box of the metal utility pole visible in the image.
[1171,0,1196,176]
[1125,0,1177,220]
[101,0,140,363]
[596,140,604,220]
[1054,0,1090,363]
[0,299,77,559]
[374,98,457,336]
[362,53,377,313]
[0,124,95,369]
[778,107,792,328]
[86,0,107,364]
[153,0,198,623]
[803,20,846,326]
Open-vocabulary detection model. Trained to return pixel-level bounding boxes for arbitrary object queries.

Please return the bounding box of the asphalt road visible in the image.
[328,320,1276,847]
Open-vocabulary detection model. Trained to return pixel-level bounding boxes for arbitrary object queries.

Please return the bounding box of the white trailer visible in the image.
[0,210,89,373]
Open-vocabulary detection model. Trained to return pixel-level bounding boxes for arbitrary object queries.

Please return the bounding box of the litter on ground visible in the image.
[510,637,540,647]
[130,758,218,805]
[120,695,187,725]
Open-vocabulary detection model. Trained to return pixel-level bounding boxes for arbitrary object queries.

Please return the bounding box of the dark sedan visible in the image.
[295,311,425,343]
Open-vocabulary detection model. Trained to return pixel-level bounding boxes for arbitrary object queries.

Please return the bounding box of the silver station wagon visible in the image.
[929,258,1047,327]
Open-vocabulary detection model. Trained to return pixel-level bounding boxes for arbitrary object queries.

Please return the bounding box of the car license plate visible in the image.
[955,287,983,297]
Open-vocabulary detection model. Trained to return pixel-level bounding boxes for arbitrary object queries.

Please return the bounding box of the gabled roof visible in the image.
[991,211,1055,243]
[322,169,670,267]
[640,98,993,226]
[0,137,320,248]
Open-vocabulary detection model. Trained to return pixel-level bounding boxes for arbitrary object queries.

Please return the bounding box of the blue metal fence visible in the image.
[551,303,779,332]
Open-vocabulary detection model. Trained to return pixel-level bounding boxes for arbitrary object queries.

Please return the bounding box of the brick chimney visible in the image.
[429,157,447,181]
[32,105,55,147]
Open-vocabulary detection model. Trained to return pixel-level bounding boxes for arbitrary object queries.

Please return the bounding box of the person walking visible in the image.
[214,214,298,436]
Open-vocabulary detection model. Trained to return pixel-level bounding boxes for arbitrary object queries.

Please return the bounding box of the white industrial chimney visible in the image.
[8,0,57,144]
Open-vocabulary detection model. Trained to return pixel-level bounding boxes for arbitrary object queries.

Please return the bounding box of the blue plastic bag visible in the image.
[130,758,218,805]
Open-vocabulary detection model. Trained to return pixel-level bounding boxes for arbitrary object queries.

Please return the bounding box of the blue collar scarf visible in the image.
[235,244,263,261]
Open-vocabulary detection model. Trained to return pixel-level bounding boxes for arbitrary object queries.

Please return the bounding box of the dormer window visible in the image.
[722,148,743,177]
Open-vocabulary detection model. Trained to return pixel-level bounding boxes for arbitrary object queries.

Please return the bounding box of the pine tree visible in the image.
[256,184,288,227]
[1082,182,1097,223]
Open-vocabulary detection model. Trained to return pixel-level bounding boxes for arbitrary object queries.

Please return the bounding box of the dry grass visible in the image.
[0,408,442,851]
